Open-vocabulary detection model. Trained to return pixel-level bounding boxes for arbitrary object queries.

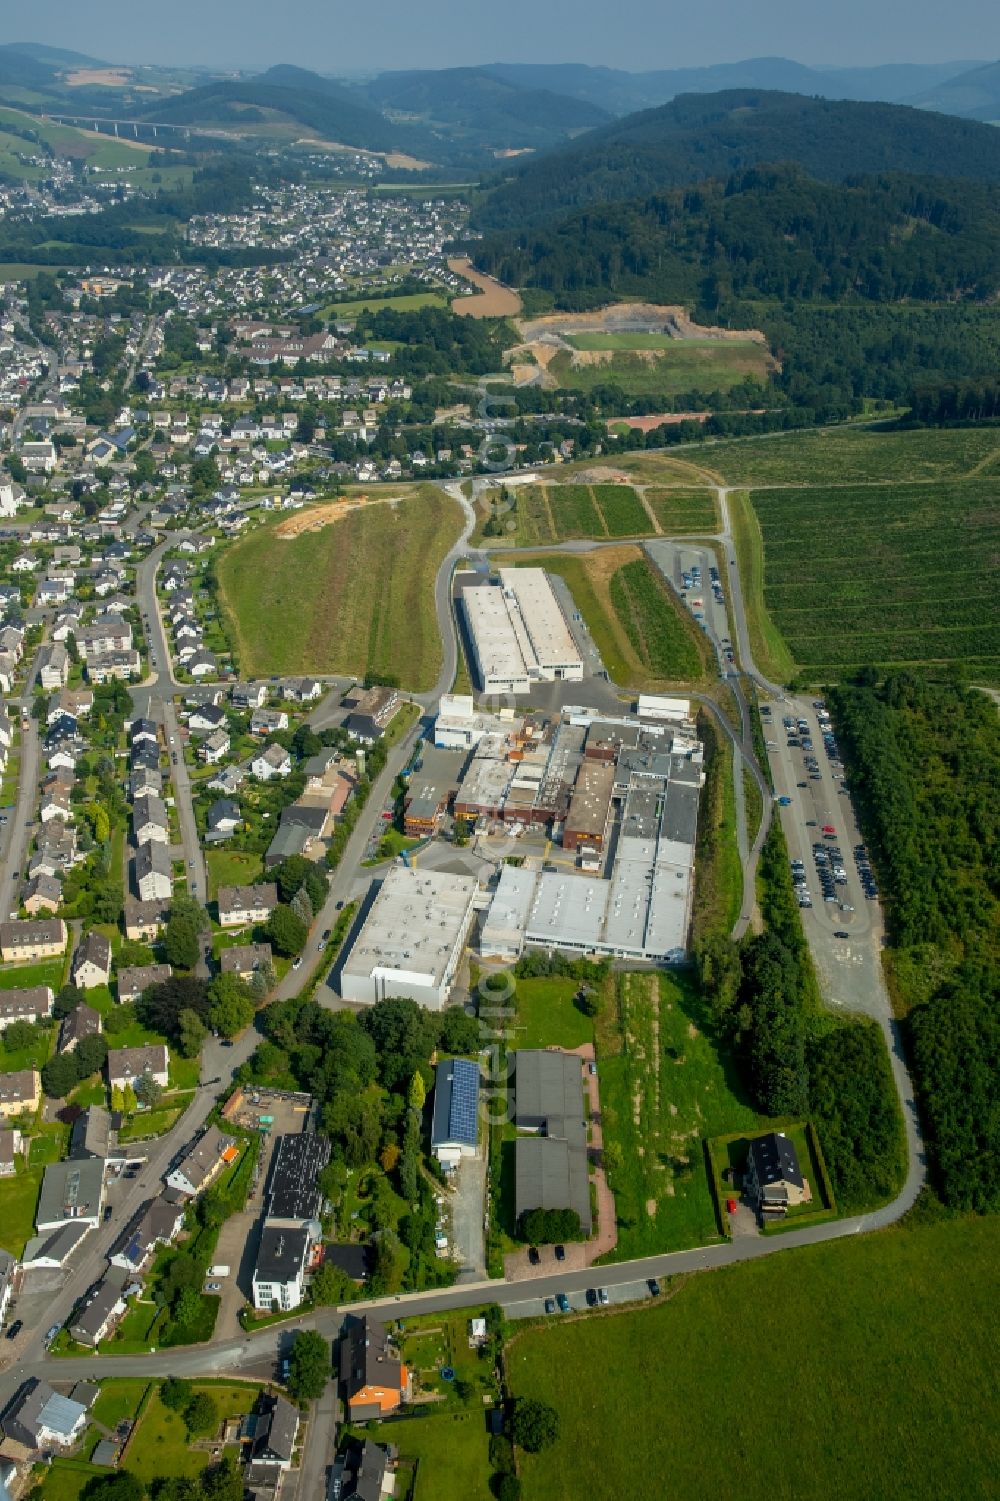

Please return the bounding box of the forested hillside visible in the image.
[132,78,404,154]
[360,66,610,143]
[830,678,1000,1212]
[473,89,1000,231]
[475,168,1000,306]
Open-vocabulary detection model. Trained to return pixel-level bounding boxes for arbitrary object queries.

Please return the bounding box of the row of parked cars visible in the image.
[854,843,879,900]
[543,1278,661,1315]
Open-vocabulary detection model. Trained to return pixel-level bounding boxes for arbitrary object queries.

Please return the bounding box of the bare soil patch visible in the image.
[274,493,411,537]
[448,257,523,318]
[65,68,133,87]
[518,302,767,344]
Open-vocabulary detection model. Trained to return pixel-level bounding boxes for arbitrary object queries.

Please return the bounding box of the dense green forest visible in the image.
[473,89,1000,231]
[696,821,906,1213]
[358,65,610,143]
[830,677,1000,1211]
[477,168,1000,306]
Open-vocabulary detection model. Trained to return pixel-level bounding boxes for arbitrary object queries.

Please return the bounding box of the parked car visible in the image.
[544,1298,556,1315]
[44,1324,60,1348]
[292,956,303,970]
[597,1287,610,1305]
[6,1320,22,1340]
[528,1247,540,1266]
[585,1288,598,1307]
[204,1282,222,1293]
[647,1279,661,1297]
[553,1244,566,1262]
[556,1293,570,1313]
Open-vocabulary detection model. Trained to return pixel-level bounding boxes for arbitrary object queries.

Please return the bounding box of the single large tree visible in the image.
[287,1329,330,1399]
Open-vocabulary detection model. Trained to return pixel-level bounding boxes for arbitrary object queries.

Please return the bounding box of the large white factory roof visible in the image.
[462,570,582,692]
[497,569,580,673]
[341,866,478,991]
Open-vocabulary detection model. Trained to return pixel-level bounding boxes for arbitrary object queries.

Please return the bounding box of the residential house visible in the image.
[135,841,172,903]
[69,1106,113,1161]
[251,743,291,781]
[106,1044,169,1093]
[69,1276,127,1347]
[744,1132,808,1216]
[23,873,63,916]
[188,703,226,734]
[252,1226,311,1312]
[206,798,241,836]
[35,1157,105,1231]
[339,1315,411,1421]
[217,883,278,929]
[250,707,288,736]
[165,1125,239,1199]
[58,1004,102,1054]
[231,682,268,710]
[123,897,170,942]
[0,987,53,1032]
[116,964,172,1005]
[71,932,112,990]
[133,794,169,845]
[200,728,230,765]
[249,1393,299,1469]
[0,1380,88,1449]
[0,1130,23,1179]
[219,943,273,981]
[343,685,401,745]
[0,919,66,963]
[38,643,69,691]
[327,1440,390,1501]
[109,1195,186,1275]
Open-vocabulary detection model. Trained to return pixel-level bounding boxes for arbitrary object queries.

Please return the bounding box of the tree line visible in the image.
[829,675,1000,1212]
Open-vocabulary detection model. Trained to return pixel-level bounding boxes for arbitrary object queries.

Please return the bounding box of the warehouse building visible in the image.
[340,867,478,1009]
[512,1050,591,1236]
[462,569,583,695]
[430,1057,480,1168]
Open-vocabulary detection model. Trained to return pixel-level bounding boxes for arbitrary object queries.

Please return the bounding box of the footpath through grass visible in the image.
[510,1214,1000,1501]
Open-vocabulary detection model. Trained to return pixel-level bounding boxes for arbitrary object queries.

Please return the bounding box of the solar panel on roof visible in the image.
[447,1059,479,1144]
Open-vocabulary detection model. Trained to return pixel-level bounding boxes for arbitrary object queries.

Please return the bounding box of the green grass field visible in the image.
[608,557,707,683]
[0,1166,43,1255]
[0,957,66,991]
[701,423,1000,486]
[357,1412,493,1501]
[205,848,262,900]
[0,107,154,170]
[748,479,1000,679]
[644,486,719,534]
[512,976,596,1051]
[549,340,770,397]
[218,487,463,690]
[323,290,447,319]
[596,972,762,1257]
[510,1216,1000,1501]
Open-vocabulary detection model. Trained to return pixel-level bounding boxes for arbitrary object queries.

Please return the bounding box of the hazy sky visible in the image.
[5,0,998,72]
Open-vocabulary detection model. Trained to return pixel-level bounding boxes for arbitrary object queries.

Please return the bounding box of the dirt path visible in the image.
[448,257,523,318]
[274,492,411,538]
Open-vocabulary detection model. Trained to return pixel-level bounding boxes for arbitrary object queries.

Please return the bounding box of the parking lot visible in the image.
[506,1275,664,1321]
[763,694,891,1021]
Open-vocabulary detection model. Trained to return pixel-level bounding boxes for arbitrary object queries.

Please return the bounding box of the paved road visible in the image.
[0,463,927,1417]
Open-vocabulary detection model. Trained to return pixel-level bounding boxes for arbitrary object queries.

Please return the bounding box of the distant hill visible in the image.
[483,58,981,116]
[475,165,1000,309]
[904,59,1000,121]
[474,89,1000,230]
[0,42,108,69]
[132,78,403,154]
[0,46,57,88]
[360,65,610,144]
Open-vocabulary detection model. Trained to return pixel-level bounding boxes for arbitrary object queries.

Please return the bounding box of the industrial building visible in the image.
[430,1057,480,1167]
[340,866,478,1009]
[265,1132,330,1227]
[462,569,583,695]
[512,1051,592,1236]
[480,711,703,964]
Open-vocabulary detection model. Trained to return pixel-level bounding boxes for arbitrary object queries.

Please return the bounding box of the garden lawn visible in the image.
[595,972,763,1257]
[90,1379,150,1430]
[125,1385,245,1487]
[509,1216,1000,1501]
[358,1411,492,1501]
[206,848,262,899]
[0,1166,43,1255]
[218,486,463,689]
[513,976,595,1051]
[0,957,66,991]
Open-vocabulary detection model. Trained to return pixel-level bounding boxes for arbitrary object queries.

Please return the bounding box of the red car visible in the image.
[727,1198,737,1214]
[822,824,836,834]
